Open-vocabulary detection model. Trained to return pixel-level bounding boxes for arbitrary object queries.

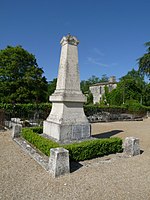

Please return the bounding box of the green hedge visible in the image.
[84,104,150,116]
[30,127,43,134]
[84,104,127,116]
[123,100,150,115]
[0,103,52,119]
[22,128,59,156]
[64,138,122,161]
[1,102,149,119]
[21,128,123,161]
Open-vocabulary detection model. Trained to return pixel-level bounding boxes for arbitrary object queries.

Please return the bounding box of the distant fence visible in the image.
[2,109,49,129]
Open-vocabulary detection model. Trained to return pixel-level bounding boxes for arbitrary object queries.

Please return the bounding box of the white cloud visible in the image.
[87,57,118,68]
[87,57,108,67]
[93,48,105,56]
[87,48,118,67]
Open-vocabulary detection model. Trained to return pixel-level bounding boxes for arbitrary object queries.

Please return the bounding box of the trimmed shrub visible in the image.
[21,128,122,161]
[64,138,122,161]
[30,127,43,134]
[21,128,59,156]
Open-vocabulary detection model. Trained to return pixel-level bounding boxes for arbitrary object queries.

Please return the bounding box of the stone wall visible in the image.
[87,112,143,123]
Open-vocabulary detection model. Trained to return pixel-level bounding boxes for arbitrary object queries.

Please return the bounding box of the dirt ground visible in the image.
[92,118,150,150]
[0,118,150,200]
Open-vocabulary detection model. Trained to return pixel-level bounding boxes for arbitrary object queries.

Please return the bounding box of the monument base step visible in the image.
[43,120,91,143]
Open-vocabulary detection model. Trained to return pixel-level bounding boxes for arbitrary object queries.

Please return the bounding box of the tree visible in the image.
[142,83,150,106]
[0,46,48,103]
[138,42,150,79]
[87,75,101,85]
[108,69,146,105]
[100,74,109,82]
[47,78,57,96]
[108,88,123,106]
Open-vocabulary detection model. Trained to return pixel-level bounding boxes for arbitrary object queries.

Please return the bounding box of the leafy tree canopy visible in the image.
[108,69,148,106]
[0,46,48,103]
[142,83,150,106]
[138,42,150,79]
[47,78,57,96]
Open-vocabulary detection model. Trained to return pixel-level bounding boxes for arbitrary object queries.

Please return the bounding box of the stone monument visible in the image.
[43,34,91,142]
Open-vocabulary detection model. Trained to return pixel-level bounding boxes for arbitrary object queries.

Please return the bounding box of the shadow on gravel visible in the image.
[140,150,144,154]
[70,161,83,173]
[93,130,124,138]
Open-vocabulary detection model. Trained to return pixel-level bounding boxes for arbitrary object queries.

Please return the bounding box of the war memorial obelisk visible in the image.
[43,34,90,142]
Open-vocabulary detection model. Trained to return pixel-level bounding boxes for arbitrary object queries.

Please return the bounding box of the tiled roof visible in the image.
[90,81,118,87]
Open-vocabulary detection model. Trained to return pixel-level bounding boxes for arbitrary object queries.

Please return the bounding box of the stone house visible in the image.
[89,76,117,104]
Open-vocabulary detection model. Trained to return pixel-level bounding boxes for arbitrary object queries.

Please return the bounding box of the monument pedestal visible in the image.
[43,121,90,142]
[43,96,91,142]
[43,34,91,142]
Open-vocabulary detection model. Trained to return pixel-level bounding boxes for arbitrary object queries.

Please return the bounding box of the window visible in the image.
[100,86,102,94]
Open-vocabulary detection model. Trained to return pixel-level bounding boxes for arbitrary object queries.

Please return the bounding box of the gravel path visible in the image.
[0,118,150,200]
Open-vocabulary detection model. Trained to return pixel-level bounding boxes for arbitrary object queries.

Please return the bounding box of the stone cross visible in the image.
[43,34,90,142]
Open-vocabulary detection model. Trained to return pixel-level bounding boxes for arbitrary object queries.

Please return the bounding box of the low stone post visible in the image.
[123,137,140,156]
[49,147,70,178]
[12,124,22,139]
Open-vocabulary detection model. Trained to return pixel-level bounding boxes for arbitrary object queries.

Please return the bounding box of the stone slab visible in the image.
[14,137,49,171]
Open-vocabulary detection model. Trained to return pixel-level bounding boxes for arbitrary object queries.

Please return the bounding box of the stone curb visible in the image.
[13,137,49,171]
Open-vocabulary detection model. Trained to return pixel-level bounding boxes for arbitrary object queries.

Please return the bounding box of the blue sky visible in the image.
[0,0,150,82]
